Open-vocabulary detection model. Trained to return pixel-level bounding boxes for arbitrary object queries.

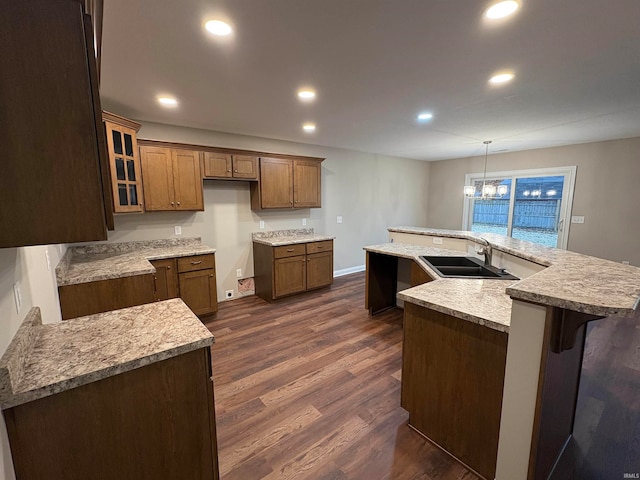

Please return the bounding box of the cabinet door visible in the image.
[259,158,293,208]
[140,146,175,210]
[151,258,179,301]
[0,0,108,248]
[203,152,232,178]
[172,150,204,211]
[179,269,218,316]
[274,255,306,298]
[105,122,144,213]
[232,155,258,179]
[306,251,334,290]
[293,159,321,208]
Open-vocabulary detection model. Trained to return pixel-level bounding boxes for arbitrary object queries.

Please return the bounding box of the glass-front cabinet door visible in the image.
[103,112,144,213]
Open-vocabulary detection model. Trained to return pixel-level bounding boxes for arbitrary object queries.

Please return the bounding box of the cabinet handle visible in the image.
[286,248,294,252]
[191,260,202,265]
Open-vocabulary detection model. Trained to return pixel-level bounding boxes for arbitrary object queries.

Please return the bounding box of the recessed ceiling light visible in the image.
[489,72,515,84]
[205,20,232,36]
[417,112,433,121]
[297,89,316,101]
[484,1,520,20]
[157,96,178,107]
[302,123,316,133]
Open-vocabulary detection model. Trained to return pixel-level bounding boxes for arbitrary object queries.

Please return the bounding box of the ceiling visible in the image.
[100,0,640,161]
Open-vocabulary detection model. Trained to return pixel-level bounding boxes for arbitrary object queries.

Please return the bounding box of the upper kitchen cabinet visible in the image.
[250,157,323,210]
[203,152,258,180]
[0,0,112,248]
[139,145,204,211]
[103,112,144,213]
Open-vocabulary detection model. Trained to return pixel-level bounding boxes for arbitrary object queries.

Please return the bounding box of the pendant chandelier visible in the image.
[463,140,508,198]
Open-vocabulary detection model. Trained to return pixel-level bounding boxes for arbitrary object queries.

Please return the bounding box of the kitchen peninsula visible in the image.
[0,299,219,479]
[365,227,640,480]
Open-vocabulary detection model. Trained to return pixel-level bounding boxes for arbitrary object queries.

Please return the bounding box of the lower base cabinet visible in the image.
[3,348,220,480]
[58,274,155,320]
[253,240,333,301]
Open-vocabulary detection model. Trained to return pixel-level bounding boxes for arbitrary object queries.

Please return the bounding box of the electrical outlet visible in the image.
[337,216,343,224]
[236,268,242,278]
[13,282,22,314]
[622,260,630,265]
[302,218,307,226]
[432,237,443,245]
[259,220,265,229]
[225,290,234,299]
[45,250,51,272]
[174,226,182,235]
[571,216,585,224]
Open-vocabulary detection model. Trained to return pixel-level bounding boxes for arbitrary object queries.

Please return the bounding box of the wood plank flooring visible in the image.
[205,272,640,479]
[204,273,479,480]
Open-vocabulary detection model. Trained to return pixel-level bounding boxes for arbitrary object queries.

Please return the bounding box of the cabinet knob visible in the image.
[166,266,171,270]
[171,202,174,206]
[227,169,231,172]
[177,201,181,206]
[209,274,214,278]
[234,169,238,172]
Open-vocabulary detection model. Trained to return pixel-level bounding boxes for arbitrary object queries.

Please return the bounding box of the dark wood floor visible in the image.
[205,272,640,480]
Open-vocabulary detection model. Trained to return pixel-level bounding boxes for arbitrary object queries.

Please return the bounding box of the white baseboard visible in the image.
[333,265,366,277]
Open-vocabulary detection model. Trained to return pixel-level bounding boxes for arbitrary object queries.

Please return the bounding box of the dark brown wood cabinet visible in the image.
[103,112,144,213]
[151,258,179,301]
[140,146,204,211]
[58,274,155,320]
[3,348,220,480]
[253,240,333,301]
[250,157,323,210]
[203,152,258,180]
[402,302,508,480]
[177,254,218,316]
[0,0,112,248]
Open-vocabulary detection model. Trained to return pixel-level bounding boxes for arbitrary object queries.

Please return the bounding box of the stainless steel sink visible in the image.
[420,256,519,280]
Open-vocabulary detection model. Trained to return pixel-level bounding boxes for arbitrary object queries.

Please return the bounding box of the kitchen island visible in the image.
[0,299,219,480]
[365,227,640,480]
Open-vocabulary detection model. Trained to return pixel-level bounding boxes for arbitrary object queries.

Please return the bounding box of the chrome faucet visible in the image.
[476,238,493,266]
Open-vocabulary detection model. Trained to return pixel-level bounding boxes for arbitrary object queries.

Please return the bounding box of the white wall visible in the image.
[0,244,66,480]
[427,137,640,265]
[107,122,431,300]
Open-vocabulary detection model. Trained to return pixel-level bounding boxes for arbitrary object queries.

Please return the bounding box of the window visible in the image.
[462,166,577,249]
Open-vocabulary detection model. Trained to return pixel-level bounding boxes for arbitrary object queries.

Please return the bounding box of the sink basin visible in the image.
[421,256,519,280]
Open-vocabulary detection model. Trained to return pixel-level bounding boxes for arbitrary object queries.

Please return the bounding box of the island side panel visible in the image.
[402,302,508,480]
[365,251,398,314]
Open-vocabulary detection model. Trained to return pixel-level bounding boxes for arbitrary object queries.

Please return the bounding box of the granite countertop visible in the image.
[388,226,640,318]
[56,237,216,286]
[0,299,214,409]
[364,242,516,332]
[252,228,334,246]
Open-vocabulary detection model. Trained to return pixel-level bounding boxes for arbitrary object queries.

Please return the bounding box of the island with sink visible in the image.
[364,226,640,480]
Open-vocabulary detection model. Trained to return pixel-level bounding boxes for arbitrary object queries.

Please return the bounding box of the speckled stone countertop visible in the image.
[388,226,640,318]
[252,228,334,246]
[56,237,216,286]
[364,242,516,332]
[0,299,214,409]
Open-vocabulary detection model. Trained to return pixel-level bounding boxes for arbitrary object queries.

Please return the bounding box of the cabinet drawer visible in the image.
[177,254,216,273]
[273,244,306,259]
[306,240,333,254]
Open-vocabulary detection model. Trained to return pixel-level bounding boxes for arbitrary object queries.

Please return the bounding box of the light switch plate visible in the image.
[236,268,242,278]
[337,216,343,224]
[571,216,585,224]
[259,220,265,229]
[13,282,22,314]
[45,250,51,272]
[302,218,307,226]
[174,226,182,235]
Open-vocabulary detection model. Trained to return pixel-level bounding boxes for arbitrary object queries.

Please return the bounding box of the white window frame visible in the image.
[462,166,577,249]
